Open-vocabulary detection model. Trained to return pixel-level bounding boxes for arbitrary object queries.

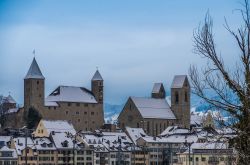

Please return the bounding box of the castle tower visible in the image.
[151,83,166,99]
[91,70,104,104]
[24,57,45,112]
[171,75,190,128]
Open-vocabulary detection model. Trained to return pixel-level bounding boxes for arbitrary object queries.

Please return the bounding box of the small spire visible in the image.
[25,57,45,79]
[92,69,103,81]
[33,49,36,57]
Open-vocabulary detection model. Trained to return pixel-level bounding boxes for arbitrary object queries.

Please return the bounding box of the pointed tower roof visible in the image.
[91,70,103,81]
[25,57,45,79]
[7,94,16,104]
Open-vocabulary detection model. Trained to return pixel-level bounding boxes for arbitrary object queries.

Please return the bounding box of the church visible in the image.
[118,76,190,136]
[23,57,104,131]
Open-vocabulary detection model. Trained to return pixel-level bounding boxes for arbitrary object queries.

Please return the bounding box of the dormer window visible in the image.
[61,141,68,147]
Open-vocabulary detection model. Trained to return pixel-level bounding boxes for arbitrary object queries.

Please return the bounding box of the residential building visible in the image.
[11,137,38,165]
[174,142,236,165]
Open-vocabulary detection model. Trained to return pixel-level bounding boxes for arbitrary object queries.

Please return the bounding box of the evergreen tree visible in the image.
[26,107,42,129]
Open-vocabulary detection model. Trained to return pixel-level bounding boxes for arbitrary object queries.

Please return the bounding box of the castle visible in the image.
[23,57,104,131]
[118,76,190,136]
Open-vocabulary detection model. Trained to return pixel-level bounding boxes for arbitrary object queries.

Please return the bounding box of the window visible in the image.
[68,103,71,106]
[54,107,56,110]
[76,111,79,115]
[137,123,139,128]
[91,112,94,115]
[196,157,199,161]
[185,91,188,102]
[37,81,39,85]
[84,104,88,107]
[84,112,87,115]
[175,91,179,103]
[76,103,80,106]
[78,119,81,122]
[66,111,68,115]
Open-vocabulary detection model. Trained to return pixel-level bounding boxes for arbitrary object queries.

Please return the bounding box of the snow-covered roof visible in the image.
[6,95,16,104]
[51,132,74,149]
[160,126,189,136]
[191,142,228,150]
[138,134,198,144]
[25,57,45,79]
[0,136,11,145]
[83,134,108,152]
[0,146,18,159]
[92,70,103,81]
[163,134,198,143]
[44,101,58,107]
[42,120,76,135]
[190,113,203,126]
[34,137,56,150]
[131,97,176,119]
[13,137,36,155]
[46,86,97,103]
[171,75,188,88]
[152,83,163,93]
[6,108,20,114]
[101,132,132,152]
[125,127,148,144]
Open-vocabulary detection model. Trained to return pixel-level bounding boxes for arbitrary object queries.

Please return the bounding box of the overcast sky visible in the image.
[0,0,242,104]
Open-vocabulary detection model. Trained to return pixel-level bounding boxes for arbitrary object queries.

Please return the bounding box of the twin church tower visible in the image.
[24,58,104,131]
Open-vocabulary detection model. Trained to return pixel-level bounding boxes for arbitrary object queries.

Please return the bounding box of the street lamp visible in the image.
[73,130,82,165]
[184,140,193,165]
[21,126,28,165]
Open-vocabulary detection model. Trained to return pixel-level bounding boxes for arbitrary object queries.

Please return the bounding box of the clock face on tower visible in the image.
[128,115,133,122]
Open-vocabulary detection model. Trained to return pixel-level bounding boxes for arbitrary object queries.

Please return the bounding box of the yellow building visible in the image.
[34,119,76,138]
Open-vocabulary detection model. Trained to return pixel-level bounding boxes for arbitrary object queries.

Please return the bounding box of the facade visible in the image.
[174,142,236,165]
[11,137,38,165]
[0,146,18,165]
[23,57,104,131]
[0,136,17,165]
[118,76,190,136]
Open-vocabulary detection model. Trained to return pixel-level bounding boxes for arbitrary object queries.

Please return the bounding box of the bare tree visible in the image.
[189,0,250,164]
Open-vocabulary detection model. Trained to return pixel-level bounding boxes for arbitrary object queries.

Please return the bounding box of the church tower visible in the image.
[24,58,45,113]
[91,70,104,104]
[171,75,190,128]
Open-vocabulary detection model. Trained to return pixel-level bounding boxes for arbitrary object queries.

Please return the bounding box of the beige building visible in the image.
[24,57,104,131]
[174,142,236,165]
[11,137,38,165]
[118,76,190,136]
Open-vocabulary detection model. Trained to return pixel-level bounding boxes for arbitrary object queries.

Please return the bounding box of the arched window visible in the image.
[185,91,188,102]
[175,92,179,103]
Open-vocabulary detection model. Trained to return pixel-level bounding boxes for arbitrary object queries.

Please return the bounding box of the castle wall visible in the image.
[43,102,104,131]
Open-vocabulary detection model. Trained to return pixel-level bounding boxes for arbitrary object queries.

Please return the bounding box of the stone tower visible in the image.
[171,75,190,128]
[91,70,104,104]
[24,57,45,113]
[151,83,166,99]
